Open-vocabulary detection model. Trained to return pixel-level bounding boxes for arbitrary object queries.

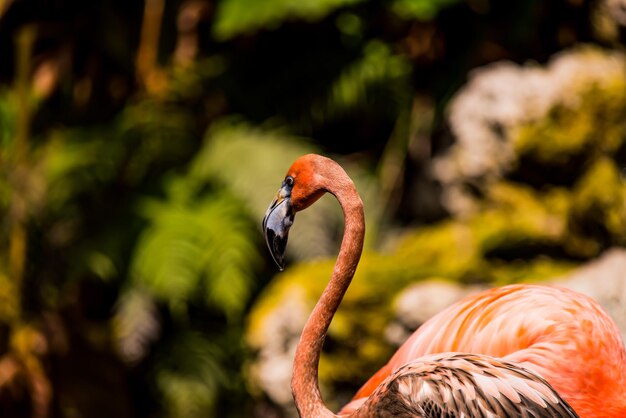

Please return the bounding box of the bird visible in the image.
[262,154,626,417]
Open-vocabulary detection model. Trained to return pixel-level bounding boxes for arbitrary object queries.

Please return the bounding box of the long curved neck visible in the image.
[291,165,365,418]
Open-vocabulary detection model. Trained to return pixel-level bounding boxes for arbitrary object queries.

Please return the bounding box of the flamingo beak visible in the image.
[262,184,295,271]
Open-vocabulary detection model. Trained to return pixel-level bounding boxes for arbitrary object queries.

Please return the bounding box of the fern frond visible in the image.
[131,176,260,318]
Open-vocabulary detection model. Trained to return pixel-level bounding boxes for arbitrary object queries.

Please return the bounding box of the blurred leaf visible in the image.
[131,176,260,318]
[154,331,226,418]
[0,91,16,150]
[0,269,18,323]
[312,40,412,125]
[567,157,626,256]
[391,0,463,20]
[119,99,198,184]
[213,0,363,40]
[40,129,122,213]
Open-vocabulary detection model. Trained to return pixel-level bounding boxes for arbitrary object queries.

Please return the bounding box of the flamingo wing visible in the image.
[353,353,579,417]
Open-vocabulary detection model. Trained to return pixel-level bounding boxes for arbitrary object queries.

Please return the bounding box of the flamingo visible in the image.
[262,154,626,417]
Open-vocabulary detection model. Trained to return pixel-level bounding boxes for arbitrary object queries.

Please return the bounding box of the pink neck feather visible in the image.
[291,159,365,418]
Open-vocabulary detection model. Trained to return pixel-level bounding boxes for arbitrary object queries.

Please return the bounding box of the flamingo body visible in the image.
[341,285,626,418]
[262,154,626,417]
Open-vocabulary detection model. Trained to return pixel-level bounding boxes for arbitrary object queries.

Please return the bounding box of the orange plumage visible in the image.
[341,284,626,418]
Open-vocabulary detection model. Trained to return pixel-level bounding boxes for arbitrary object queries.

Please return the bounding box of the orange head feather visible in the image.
[286,154,328,212]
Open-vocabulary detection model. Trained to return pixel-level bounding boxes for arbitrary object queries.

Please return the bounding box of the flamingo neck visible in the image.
[291,166,365,418]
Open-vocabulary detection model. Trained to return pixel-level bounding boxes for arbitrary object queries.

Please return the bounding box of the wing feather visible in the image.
[358,353,579,418]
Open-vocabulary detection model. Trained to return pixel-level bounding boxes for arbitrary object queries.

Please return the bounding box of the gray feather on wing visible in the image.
[361,353,579,418]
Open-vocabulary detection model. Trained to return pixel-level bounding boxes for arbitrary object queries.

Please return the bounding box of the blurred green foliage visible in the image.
[132,185,257,317]
[515,55,626,163]
[213,0,461,40]
[391,0,462,20]
[214,0,363,39]
[0,0,625,417]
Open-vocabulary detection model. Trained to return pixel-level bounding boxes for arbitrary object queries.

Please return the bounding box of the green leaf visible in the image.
[312,40,412,125]
[391,0,464,20]
[213,0,364,40]
[154,331,227,418]
[131,178,259,318]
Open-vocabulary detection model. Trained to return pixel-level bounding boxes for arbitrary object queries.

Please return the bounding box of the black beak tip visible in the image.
[263,191,294,271]
[264,225,288,271]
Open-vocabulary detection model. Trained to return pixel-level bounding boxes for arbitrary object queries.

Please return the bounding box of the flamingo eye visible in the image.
[285,176,294,187]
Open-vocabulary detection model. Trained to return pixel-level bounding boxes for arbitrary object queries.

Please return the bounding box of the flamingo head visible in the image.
[263,154,327,270]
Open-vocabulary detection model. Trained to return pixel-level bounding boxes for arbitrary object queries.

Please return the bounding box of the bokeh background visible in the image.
[1,0,626,417]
